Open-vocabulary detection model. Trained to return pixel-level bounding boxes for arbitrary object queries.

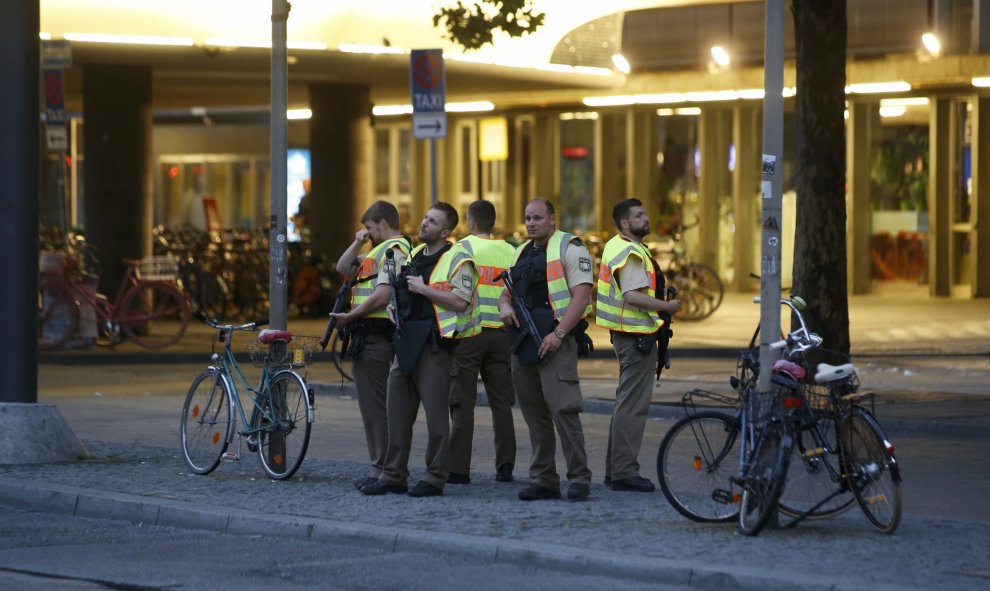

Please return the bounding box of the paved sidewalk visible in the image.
[11,288,990,590]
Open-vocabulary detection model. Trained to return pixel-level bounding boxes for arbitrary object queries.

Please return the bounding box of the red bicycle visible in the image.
[39,254,191,350]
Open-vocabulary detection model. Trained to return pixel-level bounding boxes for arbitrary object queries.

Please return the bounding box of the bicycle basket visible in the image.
[246,336,318,369]
[139,255,179,281]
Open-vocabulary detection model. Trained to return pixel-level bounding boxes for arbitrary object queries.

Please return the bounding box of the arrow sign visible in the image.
[412,113,446,139]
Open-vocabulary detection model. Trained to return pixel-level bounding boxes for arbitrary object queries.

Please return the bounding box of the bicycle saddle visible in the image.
[814,362,856,383]
[771,359,806,381]
[258,329,293,344]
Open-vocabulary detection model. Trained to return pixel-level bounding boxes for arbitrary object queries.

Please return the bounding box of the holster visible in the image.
[572,318,595,358]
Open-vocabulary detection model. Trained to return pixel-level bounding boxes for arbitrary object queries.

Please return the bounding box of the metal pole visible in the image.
[269,0,289,330]
[429,138,437,205]
[0,0,39,404]
[759,0,785,393]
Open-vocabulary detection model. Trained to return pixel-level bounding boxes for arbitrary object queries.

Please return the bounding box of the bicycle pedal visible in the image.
[221,451,239,462]
[711,488,739,505]
[803,447,826,459]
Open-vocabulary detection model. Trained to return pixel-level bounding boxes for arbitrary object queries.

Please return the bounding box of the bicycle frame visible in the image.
[207,325,281,441]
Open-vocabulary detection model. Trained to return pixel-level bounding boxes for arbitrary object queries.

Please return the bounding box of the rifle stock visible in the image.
[320,258,359,351]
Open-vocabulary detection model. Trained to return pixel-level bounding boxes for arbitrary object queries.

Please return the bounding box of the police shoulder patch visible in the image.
[578,257,592,272]
[461,274,473,289]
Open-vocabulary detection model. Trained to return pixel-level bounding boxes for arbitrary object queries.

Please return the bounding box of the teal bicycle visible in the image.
[180,318,315,480]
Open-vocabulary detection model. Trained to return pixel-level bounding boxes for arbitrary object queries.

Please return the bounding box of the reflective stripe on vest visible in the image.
[410,243,481,339]
[512,230,592,322]
[351,237,411,319]
[459,235,514,329]
[594,235,662,333]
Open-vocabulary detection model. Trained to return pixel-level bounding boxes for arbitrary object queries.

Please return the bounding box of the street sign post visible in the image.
[410,49,446,204]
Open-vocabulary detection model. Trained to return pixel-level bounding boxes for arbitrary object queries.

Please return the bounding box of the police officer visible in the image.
[329,200,412,490]
[448,200,517,485]
[596,198,681,492]
[498,198,594,501]
[362,202,480,498]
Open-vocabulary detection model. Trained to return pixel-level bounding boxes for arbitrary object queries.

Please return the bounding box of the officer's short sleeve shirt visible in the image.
[615,255,650,294]
[449,261,476,303]
[563,242,595,287]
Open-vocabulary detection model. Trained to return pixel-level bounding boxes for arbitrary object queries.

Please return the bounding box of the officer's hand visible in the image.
[328,312,351,327]
[499,302,519,327]
[665,299,682,314]
[355,229,370,243]
[406,274,426,294]
[386,304,397,325]
[540,332,562,359]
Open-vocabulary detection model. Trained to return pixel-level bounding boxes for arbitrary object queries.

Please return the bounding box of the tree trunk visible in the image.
[792,0,850,357]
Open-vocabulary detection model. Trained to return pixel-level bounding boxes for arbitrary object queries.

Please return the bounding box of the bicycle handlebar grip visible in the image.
[769,339,788,350]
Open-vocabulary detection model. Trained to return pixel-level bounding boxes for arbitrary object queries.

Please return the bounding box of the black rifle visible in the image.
[319,258,359,352]
[384,248,402,339]
[656,285,676,379]
[496,270,543,352]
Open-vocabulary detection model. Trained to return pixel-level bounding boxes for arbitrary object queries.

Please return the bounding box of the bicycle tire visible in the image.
[119,282,190,348]
[657,411,742,523]
[329,331,354,382]
[180,369,233,475]
[676,263,724,321]
[842,407,902,534]
[778,413,857,520]
[38,287,78,350]
[254,370,313,480]
[739,419,791,536]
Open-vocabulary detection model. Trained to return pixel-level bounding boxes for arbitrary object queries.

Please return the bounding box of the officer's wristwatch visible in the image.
[554,328,566,339]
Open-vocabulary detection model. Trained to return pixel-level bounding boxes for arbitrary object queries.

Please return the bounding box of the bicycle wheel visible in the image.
[657,411,742,523]
[779,413,857,520]
[842,408,902,534]
[739,420,791,536]
[180,369,233,475]
[119,282,190,348]
[254,370,313,480]
[329,331,354,382]
[38,287,78,350]
[677,264,724,321]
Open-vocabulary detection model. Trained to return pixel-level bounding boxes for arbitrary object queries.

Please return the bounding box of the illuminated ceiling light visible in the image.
[845,81,911,94]
[337,43,406,55]
[879,105,906,118]
[782,87,797,97]
[288,41,328,51]
[64,33,194,46]
[39,32,52,40]
[286,109,312,120]
[446,101,495,113]
[685,90,739,102]
[204,38,327,50]
[611,53,631,74]
[880,97,930,107]
[737,88,765,100]
[710,45,731,68]
[675,107,701,116]
[573,66,613,76]
[972,77,990,87]
[559,112,599,120]
[372,104,413,116]
[633,93,686,104]
[657,108,675,117]
[536,63,575,73]
[582,95,634,107]
[921,32,941,57]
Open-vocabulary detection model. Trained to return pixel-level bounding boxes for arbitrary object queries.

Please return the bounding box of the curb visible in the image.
[0,477,928,591]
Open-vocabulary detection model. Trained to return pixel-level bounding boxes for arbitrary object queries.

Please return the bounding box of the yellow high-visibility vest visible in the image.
[458,235,515,329]
[351,236,411,319]
[512,230,593,321]
[595,234,662,333]
[410,242,481,339]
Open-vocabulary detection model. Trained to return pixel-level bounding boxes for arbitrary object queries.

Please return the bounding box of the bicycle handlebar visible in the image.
[753,296,821,356]
[195,311,267,332]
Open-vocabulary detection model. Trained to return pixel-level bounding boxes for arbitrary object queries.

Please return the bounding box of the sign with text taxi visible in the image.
[409,49,447,139]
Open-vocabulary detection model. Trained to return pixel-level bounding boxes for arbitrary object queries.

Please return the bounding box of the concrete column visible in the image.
[731,105,760,292]
[971,97,990,297]
[699,107,731,267]
[928,97,952,296]
[596,112,624,231]
[82,65,153,297]
[847,102,874,295]
[534,114,556,203]
[1,0,39,403]
[308,83,370,262]
[627,110,653,208]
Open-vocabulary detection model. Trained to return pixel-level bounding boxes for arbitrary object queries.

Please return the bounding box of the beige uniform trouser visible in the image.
[351,331,392,478]
[449,327,517,475]
[605,332,656,481]
[380,344,454,489]
[511,335,592,491]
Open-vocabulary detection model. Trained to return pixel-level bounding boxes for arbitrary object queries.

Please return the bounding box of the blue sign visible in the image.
[43,68,67,126]
[410,49,447,139]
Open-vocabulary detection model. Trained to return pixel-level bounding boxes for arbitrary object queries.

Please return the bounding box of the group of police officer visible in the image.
[329,196,680,501]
